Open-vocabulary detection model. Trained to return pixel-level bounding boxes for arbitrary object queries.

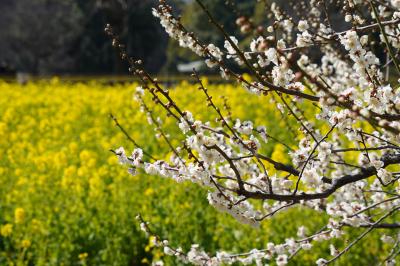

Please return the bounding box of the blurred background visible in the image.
[0,0,354,80]
[0,0,263,78]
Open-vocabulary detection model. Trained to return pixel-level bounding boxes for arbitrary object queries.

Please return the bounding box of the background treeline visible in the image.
[0,0,347,75]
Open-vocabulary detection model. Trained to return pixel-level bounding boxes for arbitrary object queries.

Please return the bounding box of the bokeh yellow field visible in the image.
[0,78,390,265]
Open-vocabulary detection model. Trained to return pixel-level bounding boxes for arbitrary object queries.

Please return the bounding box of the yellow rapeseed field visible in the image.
[0,78,388,265]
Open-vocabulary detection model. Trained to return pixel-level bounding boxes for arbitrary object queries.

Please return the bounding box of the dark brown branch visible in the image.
[110,113,158,161]
[238,153,400,201]
[205,144,245,191]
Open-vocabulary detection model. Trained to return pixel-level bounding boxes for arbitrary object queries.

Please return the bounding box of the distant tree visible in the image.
[74,0,170,74]
[0,0,184,75]
[0,0,83,74]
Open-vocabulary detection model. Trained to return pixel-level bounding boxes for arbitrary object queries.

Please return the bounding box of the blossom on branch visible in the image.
[106,0,400,264]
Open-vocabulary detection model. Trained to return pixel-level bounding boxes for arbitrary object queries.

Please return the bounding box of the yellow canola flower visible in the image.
[31,219,42,234]
[79,252,88,261]
[271,143,289,164]
[79,150,93,162]
[69,142,78,153]
[21,239,31,248]
[0,223,13,237]
[15,208,25,224]
[144,188,154,196]
[14,169,23,177]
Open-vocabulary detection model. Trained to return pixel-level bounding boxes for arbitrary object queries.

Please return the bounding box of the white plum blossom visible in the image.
[206,44,223,68]
[340,30,361,51]
[296,31,313,47]
[381,235,395,244]
[298,20,309,32]
[272,65,295,86]
[130,148,143,167]
[276,254,288,266]
[316,258,328,266]
[392,0,400,9]
[115,147,129,164]
[302,168,321,187]
[377,168,392,184]
[105,1,400,265]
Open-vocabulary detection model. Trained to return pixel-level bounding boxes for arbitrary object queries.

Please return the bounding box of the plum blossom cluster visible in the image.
[137,214,330,266]
[107,0,400,264]
[152,4,204,57]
